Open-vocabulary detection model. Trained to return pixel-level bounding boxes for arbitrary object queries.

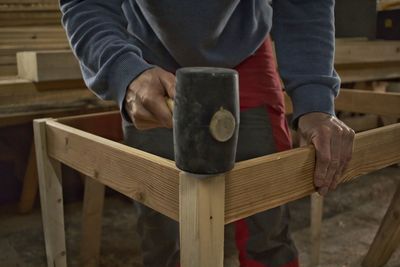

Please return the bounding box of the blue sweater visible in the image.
[60,0,340,125]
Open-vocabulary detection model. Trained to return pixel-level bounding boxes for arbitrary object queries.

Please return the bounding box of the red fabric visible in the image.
[235,37,292,152]
[233,38,296,267]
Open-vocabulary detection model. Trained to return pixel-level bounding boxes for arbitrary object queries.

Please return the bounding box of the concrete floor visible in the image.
[0,167,399,267]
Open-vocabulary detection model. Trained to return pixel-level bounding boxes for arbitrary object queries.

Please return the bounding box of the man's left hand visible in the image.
[298,112,355,196]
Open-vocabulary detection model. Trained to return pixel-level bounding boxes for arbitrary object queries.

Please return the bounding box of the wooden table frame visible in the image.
[34,89,400,267]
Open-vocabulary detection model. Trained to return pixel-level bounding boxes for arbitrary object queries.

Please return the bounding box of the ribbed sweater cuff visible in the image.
[109,52,154,123]
[290,84,336,129]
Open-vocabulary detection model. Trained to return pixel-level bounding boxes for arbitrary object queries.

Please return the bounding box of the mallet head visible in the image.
[173,67,239,174]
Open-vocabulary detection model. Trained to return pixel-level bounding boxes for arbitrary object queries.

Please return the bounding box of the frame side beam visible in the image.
[225,123,400,223]
[45,120,180,221]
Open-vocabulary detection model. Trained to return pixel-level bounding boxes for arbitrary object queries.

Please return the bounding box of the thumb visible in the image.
[158,69,176,99]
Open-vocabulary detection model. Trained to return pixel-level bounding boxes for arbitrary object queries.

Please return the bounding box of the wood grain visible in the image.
[180,172,225,267]
[310,193,324,267]
[224,123,400,223]
[17,50,82,82]
[0,105,116,127]
[18,143,38,213]
[337,63,400,83]
[284,89,400,117]
[336,89,400,117]
[56,111,122,141]
[0,76,116,127]
[80,177,105,267]
[45,120,180,221]
[335,40,400,65]
[46,115,400,224]
[362,183,400,267]
[33,119,67,267]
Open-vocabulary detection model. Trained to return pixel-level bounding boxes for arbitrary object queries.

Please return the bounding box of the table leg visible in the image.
[80,176,105,267]
[18,142,39,213]
[310,193,324,267]
[34,119,67,267]
[179,172,225,267]
[362,182,400,267]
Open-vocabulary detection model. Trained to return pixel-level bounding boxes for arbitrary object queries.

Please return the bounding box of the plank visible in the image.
[80,177,105,267]
[362,183,400,267]
[0,77,86,93]
[57,111,122,141]
[179,172,225,267]
[335,40,400,65]
[310,193,324,267]
[33,119,67,267]
[45,116,400,224]
[336,89,400,117]
[0,77,116,127]
[0,88,102,107]
[45,120,180,220]
[284,89,400,117]
[17,50,82,82]
[0,104,116,127]
[18,142,38,213]
[224,123,400,223]
[0,55,16,65]
[337,63,400,83]
[0,0,56,4]
[0,11,61,27]
[0,64,17,76]
[0,43,70,56]
[0,4,59,12]
[340,114,379,133]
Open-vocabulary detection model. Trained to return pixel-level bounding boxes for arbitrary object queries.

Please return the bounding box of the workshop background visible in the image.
[0,0,400,266]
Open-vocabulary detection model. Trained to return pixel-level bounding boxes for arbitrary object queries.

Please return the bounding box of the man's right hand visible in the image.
[124,67,176,130]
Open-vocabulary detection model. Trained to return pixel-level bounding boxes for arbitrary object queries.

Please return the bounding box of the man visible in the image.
[60,1,355,266]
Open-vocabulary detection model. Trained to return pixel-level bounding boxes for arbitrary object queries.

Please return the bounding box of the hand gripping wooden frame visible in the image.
[33,89,400,267]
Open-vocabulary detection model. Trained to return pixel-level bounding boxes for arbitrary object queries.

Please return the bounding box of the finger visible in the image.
[132,102,164,129]
[135,120,164,130]
[327,122,343,190]
[332,121,355,188]
[141,94,173,128]
[311,128,331,189]
[318,186,329,196]
[336,121,355,173]
[158,70,176,99]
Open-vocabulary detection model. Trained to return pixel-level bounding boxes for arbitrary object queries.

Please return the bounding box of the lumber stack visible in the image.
[0,26,69,76]
[335,39,400,83]
[0,0,61,27]
[0,0,69,76]
[0,76,117,127]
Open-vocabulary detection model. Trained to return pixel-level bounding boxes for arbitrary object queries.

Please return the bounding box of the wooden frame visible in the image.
[34,89,400,267]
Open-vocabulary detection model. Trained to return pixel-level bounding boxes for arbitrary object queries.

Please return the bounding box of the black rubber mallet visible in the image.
[173,67,240,174]
[173,67,239,267]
